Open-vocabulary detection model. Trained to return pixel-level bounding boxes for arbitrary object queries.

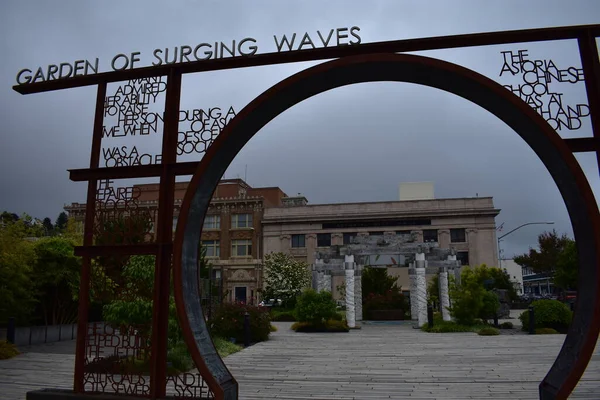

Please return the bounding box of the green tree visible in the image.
[263,252,311,304]
[32,237,81,325]
[361,267,400,298]
[514,230,571,274]
[554,240,578,290]
[449,265,501,325]
[55,212,69,232]
[0,218,37,324]
[42,218,54,236]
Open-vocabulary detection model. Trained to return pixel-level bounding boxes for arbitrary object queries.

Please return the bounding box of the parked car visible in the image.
[258,298,282,307]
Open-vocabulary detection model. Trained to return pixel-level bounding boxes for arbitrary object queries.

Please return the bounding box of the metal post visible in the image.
[150,68,182,399]
[74,82,106,393]
[244,312,250,347]
[529,305,535,335]
[6,317,15,344]
[427,304,434,329]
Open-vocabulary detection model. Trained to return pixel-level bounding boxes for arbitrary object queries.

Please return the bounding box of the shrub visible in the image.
[330,311,343,321]
[212,336,243,357]
[421,320,476,333]
[295,289,337,327]
[211,302,272,343]
[479,291,500,320]
[271,310,296,321]
[499,322,513,329]
[519,300,572,333]
[166,341,193,372]
[535,328,560,335]
[291,319,349,332]
[0,341,19,360]
[270,324,278,332]
[478,327,500,336]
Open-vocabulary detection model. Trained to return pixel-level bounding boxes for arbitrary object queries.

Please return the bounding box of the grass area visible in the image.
[213,336,243,358]
[0,340,20,360]
[420,314,488,333]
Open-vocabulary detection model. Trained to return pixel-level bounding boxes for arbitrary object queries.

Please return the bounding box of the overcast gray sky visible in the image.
[1,0,599,259]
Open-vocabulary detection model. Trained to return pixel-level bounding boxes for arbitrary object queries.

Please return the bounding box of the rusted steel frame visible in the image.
[68,161,200,182]
[174,54,600,400]
[73,82,106,393]
[73,243,167,257]
[536,29,600,399]
[565,137,600,152]
[149,68,181,399]
[13,24,600,95]
[577,31,600,169]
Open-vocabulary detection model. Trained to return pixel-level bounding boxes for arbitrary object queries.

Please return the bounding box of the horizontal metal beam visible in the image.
[68,161,200,181]
[565,137,600,153]
[14,24,600,95]
[74,243,170,257]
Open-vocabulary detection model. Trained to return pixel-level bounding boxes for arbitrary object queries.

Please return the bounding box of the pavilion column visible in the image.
[415,252,428,327]
[408,263,418,321]
[354,265,362,322]
[345,255,356,328]
[439,266,451,322]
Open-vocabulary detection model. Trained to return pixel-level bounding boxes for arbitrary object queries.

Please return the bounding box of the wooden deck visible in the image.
[1,320,599,399]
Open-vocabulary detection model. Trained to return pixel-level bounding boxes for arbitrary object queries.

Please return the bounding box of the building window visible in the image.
[172,216,178,232]
[203,215,221,229]
[232,239,252,256]
[457,251,469,266]
[202,240,220,257]
[423,229,438,242]
[317,233,331,247]
[291,234,305,248]
[231,213,253,229]
[343,232,357,245]
[450,228,466,243]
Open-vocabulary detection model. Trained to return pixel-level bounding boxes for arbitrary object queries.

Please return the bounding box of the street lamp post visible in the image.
[497,221,554,263]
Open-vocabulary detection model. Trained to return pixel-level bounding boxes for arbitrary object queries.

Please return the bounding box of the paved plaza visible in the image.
[1,319,599,400]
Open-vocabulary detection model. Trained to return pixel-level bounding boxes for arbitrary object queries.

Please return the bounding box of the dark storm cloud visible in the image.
[1,0,599,258]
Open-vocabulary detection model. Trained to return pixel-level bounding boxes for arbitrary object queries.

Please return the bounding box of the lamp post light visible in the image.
[497,221,554,263]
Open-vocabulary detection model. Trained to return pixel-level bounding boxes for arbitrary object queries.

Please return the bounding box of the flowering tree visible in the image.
[263,252,311,304]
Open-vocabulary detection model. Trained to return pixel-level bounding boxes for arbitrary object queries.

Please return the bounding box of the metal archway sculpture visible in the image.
[173,53,600,400]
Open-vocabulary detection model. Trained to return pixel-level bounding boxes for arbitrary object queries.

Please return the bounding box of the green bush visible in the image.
[291,319,349,332]
[479,291,500,320]
[166,341,193,372]
[478,327,500,336]
[211,303,272,343]
[535,328,560,335]
[421,320,477,333]
[519,300,572,333]
[271,310,296,321]
[270,324,278,332]
[499,322,513,329]
[0,341,19,360]
[212,336,243,357]
[295,289,337,327]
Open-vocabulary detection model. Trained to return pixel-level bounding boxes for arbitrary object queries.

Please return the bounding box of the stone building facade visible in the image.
[64,179,288,305]
[262,196,500,293]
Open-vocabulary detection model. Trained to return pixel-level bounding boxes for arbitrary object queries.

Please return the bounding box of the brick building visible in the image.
[64,179,288,305]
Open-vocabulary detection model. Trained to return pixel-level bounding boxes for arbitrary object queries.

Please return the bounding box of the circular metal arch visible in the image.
[172,53,600,400]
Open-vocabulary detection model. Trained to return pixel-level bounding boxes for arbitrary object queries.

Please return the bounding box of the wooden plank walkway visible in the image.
[0,321,598,399]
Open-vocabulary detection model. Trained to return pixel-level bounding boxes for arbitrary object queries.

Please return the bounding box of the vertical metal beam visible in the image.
[74,82,107,392]
[578,31,600,175]
[149,69,181,399]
